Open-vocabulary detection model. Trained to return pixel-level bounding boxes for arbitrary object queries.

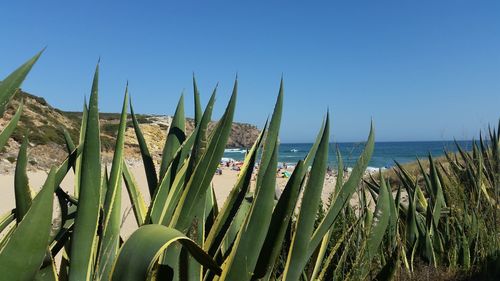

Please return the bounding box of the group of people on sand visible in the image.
[216,159,244,175]
[216,159,296,180]
[276,162,292,178]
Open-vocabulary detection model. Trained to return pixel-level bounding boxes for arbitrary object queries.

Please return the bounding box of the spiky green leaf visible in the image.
[0,50,43,116]
[111,225,221,281]
[171,81,237,232]
[69,64,102,281]
[0,168,55,281]
[204,121,267,256]
[309,122,375,254]
[0,101,23,151]
[14,134,32,223]
[159,95,185,181]
[220,142,278,281]
[122,161,147,227]
[130,99,158,197]
[96,87,129,280]
[283,113,329,281]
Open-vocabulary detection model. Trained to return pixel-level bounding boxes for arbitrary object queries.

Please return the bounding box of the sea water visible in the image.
[223,141,473,169]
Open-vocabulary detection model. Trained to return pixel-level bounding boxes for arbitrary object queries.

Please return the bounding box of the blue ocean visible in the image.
[223,141,473,169]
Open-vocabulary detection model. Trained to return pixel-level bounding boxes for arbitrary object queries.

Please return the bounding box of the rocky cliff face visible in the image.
[185,118,260,148]
[0,91,260,172]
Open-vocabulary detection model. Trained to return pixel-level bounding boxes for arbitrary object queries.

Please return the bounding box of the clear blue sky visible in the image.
[1,1,499,142]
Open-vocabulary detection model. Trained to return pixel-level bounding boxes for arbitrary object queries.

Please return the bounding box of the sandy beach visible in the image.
[0,163,339,239]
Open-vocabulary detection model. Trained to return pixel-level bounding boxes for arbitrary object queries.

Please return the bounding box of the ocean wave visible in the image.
[342,166,388,173]
[221,157,236,162]
[224,148,246,153]
[366,166,388,172]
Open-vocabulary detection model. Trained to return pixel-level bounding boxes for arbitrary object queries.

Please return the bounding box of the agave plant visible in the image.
[0,53,366,281]
[3,51,496,281]
[365,123,500,278]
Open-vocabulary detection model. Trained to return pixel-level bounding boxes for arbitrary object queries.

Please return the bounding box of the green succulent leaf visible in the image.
[122,161,148,227]
[96,86,129,280]
[220,142,278,281]
[14,134,32,223]
[130,98,158,197]
[366,172,391,260]
[204,122,266,256]
[62,128,76,155]
[111,225,221,281]
[253,160,306,280]
[255,79,283,191]
[0,168,56,281]
[34,254,59,281]
[217,83,284,280]
[170,80,237,232]
[0,50,43,116]
[54,144,83,189]
[186,87,216,181]
[159,94,186,181]
[283,113,329,281]
[193,74,202,127]
[309,122,375,254]
[0,210,15,234]
[73,100,88,197]
[69,64,102,281]
[0,101,23,151]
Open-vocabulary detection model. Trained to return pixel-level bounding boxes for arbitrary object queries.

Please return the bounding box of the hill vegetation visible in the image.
[0,90,259,171]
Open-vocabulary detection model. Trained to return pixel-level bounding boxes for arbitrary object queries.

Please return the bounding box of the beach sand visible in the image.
[0,163,343,239]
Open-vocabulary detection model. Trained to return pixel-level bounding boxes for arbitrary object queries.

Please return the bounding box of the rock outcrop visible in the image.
[0,91,260,172]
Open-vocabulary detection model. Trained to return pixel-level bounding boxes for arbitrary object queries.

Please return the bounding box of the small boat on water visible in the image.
[290,148,299,152]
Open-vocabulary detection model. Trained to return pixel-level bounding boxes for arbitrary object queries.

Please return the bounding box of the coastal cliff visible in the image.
[0,91,260,172]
